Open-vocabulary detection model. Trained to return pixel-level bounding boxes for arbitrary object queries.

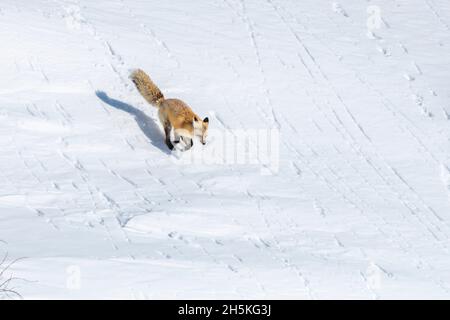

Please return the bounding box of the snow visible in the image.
[1,0,450,299]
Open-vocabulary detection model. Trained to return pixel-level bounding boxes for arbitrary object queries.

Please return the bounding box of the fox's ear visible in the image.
[203,117,209,123]
[194,116,199,122]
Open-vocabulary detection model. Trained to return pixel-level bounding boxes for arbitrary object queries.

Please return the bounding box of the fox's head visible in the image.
[193,116,209,145]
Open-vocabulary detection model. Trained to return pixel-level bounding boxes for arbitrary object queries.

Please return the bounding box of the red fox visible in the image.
[130,69,209,151]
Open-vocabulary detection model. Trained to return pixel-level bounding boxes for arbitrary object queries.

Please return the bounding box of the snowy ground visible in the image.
[1,0,450,299]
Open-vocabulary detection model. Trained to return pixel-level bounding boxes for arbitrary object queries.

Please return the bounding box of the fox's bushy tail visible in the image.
[130,69,165,107]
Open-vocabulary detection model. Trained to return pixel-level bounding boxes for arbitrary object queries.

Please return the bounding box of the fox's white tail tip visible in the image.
[128,68,140,79]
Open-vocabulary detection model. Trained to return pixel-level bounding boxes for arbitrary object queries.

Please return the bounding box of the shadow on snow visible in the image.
[95,91,170,155]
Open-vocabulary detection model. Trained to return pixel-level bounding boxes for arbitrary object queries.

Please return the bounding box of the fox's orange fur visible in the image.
[130,69,209,150]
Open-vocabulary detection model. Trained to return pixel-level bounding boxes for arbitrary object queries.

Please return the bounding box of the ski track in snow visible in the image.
[0,0,450,298]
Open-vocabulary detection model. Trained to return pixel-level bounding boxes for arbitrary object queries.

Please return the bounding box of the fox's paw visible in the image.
[181,138,193,151]
[165,140,174,150]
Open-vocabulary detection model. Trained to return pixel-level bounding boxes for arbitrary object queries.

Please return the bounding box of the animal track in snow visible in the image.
[376,45,391,57]
[332,2,348,17]
[412,94,433,117]
[367,30,382,40]
[63,5,86,30]
[413,62,422,75]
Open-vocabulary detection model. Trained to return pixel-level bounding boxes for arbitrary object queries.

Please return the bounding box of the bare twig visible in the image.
[0,246,24,299]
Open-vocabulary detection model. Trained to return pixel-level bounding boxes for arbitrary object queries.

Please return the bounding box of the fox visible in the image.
[130,69,209,151]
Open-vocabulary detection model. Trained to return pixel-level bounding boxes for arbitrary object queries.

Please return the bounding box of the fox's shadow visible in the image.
[95,91,170,154]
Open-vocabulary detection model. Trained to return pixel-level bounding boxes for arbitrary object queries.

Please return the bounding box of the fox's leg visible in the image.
[173,131,181,144]
[174,129,193,151]
[164,124,174,150]
[158,109,174,150]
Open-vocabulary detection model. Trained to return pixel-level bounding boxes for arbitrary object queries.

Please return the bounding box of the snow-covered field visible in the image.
[1,0,450,299]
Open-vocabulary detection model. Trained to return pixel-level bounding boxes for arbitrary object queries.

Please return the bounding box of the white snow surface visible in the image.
[1,0,450,299]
